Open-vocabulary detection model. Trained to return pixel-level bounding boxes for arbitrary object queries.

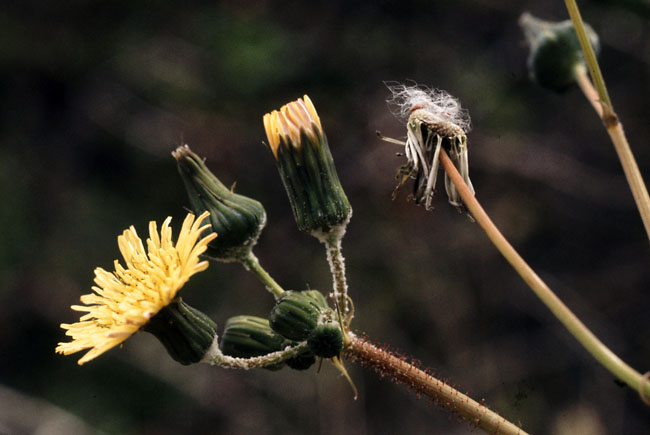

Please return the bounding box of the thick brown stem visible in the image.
[345,334,526,435]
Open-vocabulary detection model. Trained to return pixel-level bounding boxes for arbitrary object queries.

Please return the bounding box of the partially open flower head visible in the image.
[386,83,475,212]
[263,96,351,238]
[56,212,217,365]
[519,12,600,92]
[263,95,323,160]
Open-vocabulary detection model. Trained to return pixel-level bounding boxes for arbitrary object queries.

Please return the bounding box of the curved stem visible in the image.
[202,339,308,369]
[439,149,650,402]
[240,253,285,299]
[574,65,650,243]
[345,333,526,435]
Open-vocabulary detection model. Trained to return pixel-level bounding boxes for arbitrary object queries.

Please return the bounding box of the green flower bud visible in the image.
[220,315,286,361]
[263,96,352,237]
[173,145,266,261]
[143,298,217,365]
[269,290,331,341]
[285,348,317,371]
[307,322,344,358]
[520,12,600,92]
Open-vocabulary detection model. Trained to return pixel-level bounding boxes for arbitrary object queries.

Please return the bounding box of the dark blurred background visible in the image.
[1,0,649,434]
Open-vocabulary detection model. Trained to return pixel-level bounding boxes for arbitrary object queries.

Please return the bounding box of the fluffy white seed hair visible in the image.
[386,82,472,133]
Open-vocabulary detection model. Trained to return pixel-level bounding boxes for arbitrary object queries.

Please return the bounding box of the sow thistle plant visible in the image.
[56,94,523,434]
[57,4,650,433]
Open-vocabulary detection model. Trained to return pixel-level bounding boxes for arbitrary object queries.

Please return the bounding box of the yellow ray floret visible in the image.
[56,211,217,365]
[263,95,323,159]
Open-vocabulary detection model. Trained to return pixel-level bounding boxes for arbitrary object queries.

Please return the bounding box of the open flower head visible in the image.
[262,95,351,236]
[56,212,217,365]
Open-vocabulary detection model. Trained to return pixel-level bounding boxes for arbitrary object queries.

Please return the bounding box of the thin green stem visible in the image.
[345,333,526,434]
[564,0,611,109]
[439,149,650,403]
[574,65,650,243]
[240,253,285,299]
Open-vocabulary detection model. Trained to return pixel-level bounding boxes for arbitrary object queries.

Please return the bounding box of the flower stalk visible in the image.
[202,339,310,370]
[240,253,285,299]
[438,148,650,402]
[321,232,351,321]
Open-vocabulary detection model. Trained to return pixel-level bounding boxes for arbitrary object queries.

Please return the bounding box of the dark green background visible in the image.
[1,1,649,433]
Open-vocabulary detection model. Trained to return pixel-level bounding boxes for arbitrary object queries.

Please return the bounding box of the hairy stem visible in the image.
[439,148,650,403]
[345,334,526,435]
[322,233,350,319]
[240,253,285,299]
[574,65,650,243]
[202,339,308,369]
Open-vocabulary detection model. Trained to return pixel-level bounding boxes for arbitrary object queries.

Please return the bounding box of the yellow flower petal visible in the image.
[56,211,217,365]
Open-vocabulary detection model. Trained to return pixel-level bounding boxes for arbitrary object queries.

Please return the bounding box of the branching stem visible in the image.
[439,148,650,403]
[573,65,650,243]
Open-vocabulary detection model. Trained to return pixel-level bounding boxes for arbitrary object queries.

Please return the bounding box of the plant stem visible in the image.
[322,233,350,319]
[344,333,526,435]
[202,339,309,369]
[240,253,285,299]
[564,0,611,108]
[574,65,650,243]
[439,148,650,403]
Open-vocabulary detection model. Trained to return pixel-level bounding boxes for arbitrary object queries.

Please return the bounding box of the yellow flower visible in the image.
[263,95,323,159]
[56,211,217,365]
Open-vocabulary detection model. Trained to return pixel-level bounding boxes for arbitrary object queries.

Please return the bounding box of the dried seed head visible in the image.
[383,82,475,213]
[385,82,471,134]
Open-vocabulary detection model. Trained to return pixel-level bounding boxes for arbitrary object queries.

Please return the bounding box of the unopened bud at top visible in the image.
[519,12,600,92]
[263,96,352,238]
[173,145,266,262]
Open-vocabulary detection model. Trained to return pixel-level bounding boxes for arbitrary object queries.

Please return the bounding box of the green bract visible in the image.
[143,298,217,366]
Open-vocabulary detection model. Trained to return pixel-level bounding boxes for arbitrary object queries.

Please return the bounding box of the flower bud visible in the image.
[173,145,266,261]
[269,290,331,341]
[263,96,352,237]
[285,348,317,371]
[143,298,217,365]
[520,12,600,92]
[220,315,286,360]
[307,321,344,358]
